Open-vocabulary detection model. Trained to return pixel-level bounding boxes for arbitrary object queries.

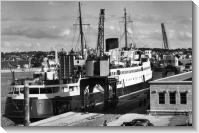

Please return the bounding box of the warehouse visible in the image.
[149,71,192,115]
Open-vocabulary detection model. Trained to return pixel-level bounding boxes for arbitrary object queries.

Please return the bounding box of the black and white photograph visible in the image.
[1,0,194,128]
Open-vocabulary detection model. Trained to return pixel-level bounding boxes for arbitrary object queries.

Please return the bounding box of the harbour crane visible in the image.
[96,9,105,57]
[161,23,169,50]
[160,23,180,76]
[78,2,85,59]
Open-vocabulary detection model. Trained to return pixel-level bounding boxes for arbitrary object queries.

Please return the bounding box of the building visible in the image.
[149,71,192,115]
[162,55,179,67]
[144,50,152,58]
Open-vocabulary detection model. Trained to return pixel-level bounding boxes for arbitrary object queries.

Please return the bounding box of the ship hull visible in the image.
[4,78,151,120]
[4,97,54,119]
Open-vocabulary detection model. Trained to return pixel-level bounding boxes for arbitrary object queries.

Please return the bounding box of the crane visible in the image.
[96,9,105,57]
[124,8,128,49]
[161,23,169,50]
[78,2,84,59]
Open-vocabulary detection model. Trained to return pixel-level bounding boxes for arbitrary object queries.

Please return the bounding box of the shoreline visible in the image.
[1,68,41,73]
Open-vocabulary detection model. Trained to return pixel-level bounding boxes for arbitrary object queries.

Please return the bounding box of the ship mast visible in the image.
[124,8,128,49]
[123,8,133,49]
[78,2,84,59]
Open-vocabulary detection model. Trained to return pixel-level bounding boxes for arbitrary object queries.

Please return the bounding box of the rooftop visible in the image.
[150,71,192,84]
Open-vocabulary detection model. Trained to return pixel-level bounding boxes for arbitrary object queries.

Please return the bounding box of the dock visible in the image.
[29,88,149,126]
[30,112,104,126]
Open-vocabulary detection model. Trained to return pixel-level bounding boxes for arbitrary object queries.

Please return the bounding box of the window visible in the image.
[29,88,39,94]
[69,86,74,91]
[117,70,120,75]
[52,87,60,93]
[13,88,19,94]
[180,92,187,104]
[169,92,176,104]
[159,92,165,104]
[9,87,14,94]
[62,87,69,92]
[46,88,53,93]
[20,88,24,94]
[40,88,52,94]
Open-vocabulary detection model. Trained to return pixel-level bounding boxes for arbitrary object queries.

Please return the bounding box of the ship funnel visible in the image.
[59,52,74,80]
[106,38,119,51]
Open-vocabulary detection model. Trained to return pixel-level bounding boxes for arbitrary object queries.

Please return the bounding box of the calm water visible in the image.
[1,72,33,114]
[1,72,33,97]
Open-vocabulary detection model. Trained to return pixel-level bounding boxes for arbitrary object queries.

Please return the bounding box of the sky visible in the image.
[1,1,192,52]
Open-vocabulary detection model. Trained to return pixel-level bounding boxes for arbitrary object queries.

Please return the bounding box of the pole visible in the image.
[12,71,15,85]
[24,81,30,126]
[103,79,109,110]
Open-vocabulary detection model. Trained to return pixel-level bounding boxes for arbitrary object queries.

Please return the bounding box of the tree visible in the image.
[31,52,47,67]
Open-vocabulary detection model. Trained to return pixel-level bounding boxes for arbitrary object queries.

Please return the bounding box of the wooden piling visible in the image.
[24,81,30,126]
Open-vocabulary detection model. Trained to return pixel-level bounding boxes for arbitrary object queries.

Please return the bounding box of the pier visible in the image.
[29,88,149,126]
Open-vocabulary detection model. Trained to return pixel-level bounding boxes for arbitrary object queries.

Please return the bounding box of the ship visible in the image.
[4,4,152,120]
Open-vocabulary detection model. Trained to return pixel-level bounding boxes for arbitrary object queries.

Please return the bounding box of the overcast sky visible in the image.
[1,1,192,52]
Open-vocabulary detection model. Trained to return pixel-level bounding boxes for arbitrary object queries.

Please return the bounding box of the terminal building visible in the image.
[149,71,192,115]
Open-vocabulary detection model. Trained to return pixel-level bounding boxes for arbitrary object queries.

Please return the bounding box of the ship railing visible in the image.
[110,63,141,70]
[8,85,60,95]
